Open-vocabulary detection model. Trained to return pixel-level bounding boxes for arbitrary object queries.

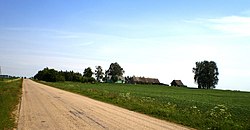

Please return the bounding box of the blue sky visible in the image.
[1,0,250,91]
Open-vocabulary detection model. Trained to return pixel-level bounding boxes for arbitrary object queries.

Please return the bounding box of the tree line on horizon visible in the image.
[34,62,124,83]
[34,60,219,89]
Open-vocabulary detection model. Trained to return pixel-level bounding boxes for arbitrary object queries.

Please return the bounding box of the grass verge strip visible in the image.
[0,79,22,129]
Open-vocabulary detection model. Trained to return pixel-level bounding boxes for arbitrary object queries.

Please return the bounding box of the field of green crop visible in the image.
[39,81,250,130]
[0,78,22,129]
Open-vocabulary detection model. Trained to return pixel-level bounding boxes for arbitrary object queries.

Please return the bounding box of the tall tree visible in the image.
[107,62,125,83]
[95,66,104,82]
[83,67,93,78]
[193,61,219,89]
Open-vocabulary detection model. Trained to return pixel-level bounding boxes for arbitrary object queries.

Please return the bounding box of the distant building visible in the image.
[170,80,187,87]
[115,76,125,83]
[131,76,160,85]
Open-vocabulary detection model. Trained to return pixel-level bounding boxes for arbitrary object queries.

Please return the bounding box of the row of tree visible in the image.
[34,62,125,83]
[34,60,219,89]
[34,67,85,82]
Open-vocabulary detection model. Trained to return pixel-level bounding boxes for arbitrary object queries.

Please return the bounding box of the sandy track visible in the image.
[18,79,191,130]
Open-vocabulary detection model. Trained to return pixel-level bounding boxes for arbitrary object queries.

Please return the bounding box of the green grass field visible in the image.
[39,81,250,130]
[0,79,22,130]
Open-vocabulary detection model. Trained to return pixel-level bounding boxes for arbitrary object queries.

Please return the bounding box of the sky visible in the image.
[0,0,250,91]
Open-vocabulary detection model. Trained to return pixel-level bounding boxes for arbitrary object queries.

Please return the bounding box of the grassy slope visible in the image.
[39,81,250,130]
[0,79,22,130]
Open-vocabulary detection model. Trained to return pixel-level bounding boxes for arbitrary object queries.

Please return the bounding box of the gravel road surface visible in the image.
[18,79,191,130]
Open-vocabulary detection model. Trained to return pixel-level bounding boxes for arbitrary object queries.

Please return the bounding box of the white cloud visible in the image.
[188,16,250,37]
[208,16,250,36]
[208,16,250,23]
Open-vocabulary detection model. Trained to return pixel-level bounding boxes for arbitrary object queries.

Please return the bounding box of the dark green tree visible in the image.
[193,61,219,89]
[83,67,93,78]
[63,71,74,81]
[95,66,104,82]
[82,67,95,83]
[107,62,125,83]
[72,72,83,82]
[34,68,86,82]
[34,67,65,82]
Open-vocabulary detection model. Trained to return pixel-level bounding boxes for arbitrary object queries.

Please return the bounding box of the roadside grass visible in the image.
[39,81,250,130]
[0,79,22,130]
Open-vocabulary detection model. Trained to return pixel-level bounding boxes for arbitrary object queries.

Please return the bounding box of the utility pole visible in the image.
[0,66,2,80]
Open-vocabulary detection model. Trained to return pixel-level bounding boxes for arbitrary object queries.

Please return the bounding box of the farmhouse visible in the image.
[131,76,160,84]
[170,80,187,87]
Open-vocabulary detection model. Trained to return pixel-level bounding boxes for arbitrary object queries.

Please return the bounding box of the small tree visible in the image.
[193,60,219,89]
[83,67,95,83]
[72,72,83,82]
[95,66,104,82]
[107,62,125,83]
[83,67,93,78]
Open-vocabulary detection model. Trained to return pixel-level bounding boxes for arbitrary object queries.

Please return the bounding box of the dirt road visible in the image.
[18,79,191,130]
